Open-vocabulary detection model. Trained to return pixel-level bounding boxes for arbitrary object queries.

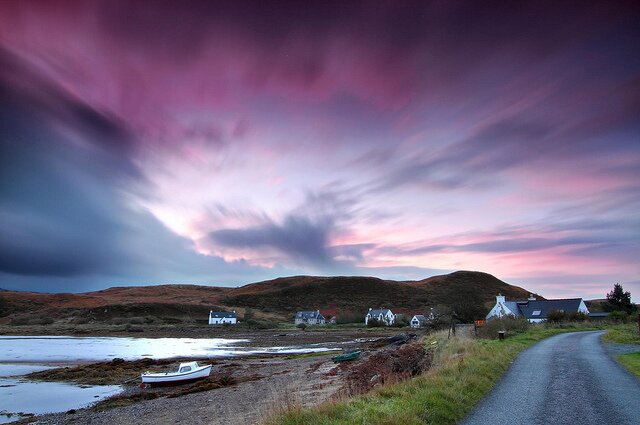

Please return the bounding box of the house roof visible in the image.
[412,315,427,322]
[368,309,392,316]
[517,299,584,319]
[296,311,324,319]
[210,311,237,319]
[502,302,522,316]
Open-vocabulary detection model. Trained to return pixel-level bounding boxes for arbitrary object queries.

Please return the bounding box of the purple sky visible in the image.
[1,1,638,300]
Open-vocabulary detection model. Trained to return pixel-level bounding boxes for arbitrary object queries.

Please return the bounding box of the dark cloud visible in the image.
[0,50,284,291]
[210,215,333,266]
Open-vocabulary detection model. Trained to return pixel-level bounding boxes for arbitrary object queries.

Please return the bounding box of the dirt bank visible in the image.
[28,354,347,425]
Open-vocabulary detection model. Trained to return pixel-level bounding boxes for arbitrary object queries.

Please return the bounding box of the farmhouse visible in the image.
[486,294,589,323]
[209,311,237,325]
[295,310,326,325]
[410,315,427,328]
[365,308,396,326]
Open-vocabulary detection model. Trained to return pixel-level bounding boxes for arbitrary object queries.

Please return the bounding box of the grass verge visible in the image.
[601,323,640,345]
[617,352,640,378]
[267,328,580,425]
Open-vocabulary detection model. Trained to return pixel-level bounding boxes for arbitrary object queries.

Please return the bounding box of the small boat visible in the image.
[331,351,361,363]
[141,361,212,386]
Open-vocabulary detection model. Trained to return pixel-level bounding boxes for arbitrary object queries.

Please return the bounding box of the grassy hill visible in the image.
[0,271,536,326]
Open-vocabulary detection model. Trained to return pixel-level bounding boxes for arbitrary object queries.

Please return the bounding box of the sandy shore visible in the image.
[28,354,346,425]
[6,330,410,425]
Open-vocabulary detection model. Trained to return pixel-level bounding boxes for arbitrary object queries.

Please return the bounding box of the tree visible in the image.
[605,283,635,314]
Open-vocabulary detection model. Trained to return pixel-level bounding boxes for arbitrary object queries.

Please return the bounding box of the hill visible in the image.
[0,271,535,325]
[221,271,535,321]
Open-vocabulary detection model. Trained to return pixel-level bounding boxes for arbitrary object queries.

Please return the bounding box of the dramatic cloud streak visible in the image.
[0,0,638,300]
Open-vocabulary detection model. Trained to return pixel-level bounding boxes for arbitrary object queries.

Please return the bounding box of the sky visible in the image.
[0,0,638,300]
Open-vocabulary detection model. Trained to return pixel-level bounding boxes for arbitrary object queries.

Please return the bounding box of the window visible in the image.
[180,366,192,373]
[532,310,541,316]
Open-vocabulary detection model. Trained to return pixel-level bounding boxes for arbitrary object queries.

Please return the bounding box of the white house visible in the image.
[486,294,589,323]
[209,311,237,325]
[365,308,396,326]
[410,315,427,328]
[295,310,326,325]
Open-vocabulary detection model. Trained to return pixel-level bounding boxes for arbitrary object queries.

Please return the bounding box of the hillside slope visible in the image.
[0,271,537,322]
[222,271,535,319]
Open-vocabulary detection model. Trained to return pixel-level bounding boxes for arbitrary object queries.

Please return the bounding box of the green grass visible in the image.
[267,327,579,425]
[617,352,640,378]
[601,323,640,344]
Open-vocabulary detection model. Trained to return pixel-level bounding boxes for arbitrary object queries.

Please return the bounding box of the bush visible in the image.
[566,312,588,322]
[367,318,382,328]
[608,310,629,324]
[296,323,307,330]
[336,310,364,325]
[478,316,529,339]
[344,343,433,396]
[0,295,9,317]
[546,310,566,323]
[9,316,29,326]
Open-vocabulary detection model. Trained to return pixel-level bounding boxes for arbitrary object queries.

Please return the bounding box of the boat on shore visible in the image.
[331,351,361,363]
[141,361,212,386]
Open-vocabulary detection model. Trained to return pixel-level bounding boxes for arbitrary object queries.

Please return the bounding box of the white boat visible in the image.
[141,361,212,385]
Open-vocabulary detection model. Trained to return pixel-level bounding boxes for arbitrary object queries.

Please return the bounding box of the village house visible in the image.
[209,310,237,325]
[486,294,589,323]
[365,308,396,326]
[410,315,427,328]
[295,310,326,325]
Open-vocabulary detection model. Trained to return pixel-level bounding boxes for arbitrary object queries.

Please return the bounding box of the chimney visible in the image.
[528,294,536,301]
[496,294,506,303]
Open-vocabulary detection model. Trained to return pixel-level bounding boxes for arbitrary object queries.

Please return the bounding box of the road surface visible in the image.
[461,331,640,425]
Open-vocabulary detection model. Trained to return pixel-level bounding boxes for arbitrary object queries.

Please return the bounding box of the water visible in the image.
[0,336,339,421]
[0,377,121,424]
[0,336,338,362]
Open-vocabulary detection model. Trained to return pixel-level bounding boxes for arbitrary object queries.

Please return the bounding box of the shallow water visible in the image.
[0,376,120,423]
[0,335,338,362]
[0,335,339,421]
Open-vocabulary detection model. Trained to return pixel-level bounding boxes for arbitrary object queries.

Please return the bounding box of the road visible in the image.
[461,331,640,425]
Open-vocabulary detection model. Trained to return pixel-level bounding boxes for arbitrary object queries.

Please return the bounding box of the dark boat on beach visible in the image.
[331,351,361,363]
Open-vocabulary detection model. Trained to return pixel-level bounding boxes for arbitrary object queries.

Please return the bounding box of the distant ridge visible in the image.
[0,271,537,323]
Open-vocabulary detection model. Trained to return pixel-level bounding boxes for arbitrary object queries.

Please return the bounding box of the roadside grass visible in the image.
[267,327,579,425]
[601,323,640,345]
[617,352,640,378]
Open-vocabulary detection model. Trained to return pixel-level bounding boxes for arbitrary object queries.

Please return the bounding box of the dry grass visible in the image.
[267,328,577,425]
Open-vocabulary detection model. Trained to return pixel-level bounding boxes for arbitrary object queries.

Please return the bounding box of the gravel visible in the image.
[461,331,640,425]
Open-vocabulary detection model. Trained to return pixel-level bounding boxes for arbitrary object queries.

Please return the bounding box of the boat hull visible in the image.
[331,351,361,363]
[141,364,212,386]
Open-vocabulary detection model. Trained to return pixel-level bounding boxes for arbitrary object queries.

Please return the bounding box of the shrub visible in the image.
[367,318,382,328]
[546,310,566,323]
[336,310,364,324]
[566,312,588,322]
[9,316,29,326]
[344,343,433,396]
[608,310,629,324]
[296,323,307,330]
[478,316,529,339]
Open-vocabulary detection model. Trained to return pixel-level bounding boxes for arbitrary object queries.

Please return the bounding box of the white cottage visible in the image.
[486,294,589,323]
[365,308,396,326]
[410,315,427,328]
[295,310,326,325]
[209,311,237,325]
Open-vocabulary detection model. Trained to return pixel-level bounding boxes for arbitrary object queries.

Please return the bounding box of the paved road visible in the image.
[461,331,640,425]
